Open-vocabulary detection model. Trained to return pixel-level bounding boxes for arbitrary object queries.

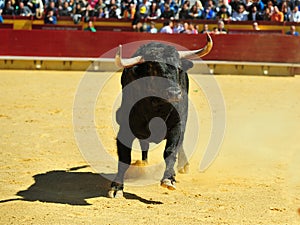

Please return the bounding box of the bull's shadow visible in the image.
[0,166,162,205]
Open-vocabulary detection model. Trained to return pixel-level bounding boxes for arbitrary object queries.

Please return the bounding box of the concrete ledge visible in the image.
[197,61,300,76]
[0,56,299,76]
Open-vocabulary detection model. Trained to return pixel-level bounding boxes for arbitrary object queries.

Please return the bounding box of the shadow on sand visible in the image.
[0,166,163,205]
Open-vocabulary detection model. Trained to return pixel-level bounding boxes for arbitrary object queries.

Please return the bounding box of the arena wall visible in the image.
[0,29,299,75]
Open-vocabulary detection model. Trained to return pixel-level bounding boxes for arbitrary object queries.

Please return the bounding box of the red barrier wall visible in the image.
[1,30,299,63]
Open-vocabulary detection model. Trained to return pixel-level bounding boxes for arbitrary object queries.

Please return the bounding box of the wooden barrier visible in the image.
[32,24,83,31]
[0,29,300,75]
[228,29,283,34]
[0,23,14,29]
[94,25,133,32]
[1,30,299,63]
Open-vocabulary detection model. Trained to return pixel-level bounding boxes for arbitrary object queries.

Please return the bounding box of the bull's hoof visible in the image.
[108,182,124,198]
[108,190,124,198]
[131,160,148,166]
[178,163,190,174]
[160,178,176,190]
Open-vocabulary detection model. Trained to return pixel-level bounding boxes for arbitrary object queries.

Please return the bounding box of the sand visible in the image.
[0,70,299,224]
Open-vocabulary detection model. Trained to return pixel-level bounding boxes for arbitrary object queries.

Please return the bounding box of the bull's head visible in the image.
[115,33,213,68]
[115,34,213,102]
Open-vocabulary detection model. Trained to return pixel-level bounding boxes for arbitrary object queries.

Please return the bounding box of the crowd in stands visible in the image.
[0,0,299,34]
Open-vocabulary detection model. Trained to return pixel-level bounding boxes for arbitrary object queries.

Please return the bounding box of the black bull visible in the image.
[108,34,213,198]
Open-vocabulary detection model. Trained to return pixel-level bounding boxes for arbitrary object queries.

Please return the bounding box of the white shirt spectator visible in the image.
[290,6,300,22]
[160,25,173,33]
[0,0,4,10]
[160,21,174,34]
[231,5,248,21]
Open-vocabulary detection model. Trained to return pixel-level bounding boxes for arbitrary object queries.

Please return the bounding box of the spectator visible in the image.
[0,8,2,23]
[200,23,210,33]
[169,0,179,16]
[180,21,191,33]
[252,21,260,30]
[189,23,198,34]
[203,0,216,20]
[281,1,291,21]
[134,21,146,32]
[15,1,33,16]
[0,2,3,23]
[132,0,149,29]
[58,1,71,16]
[189,1,203,19]
[195,0,204,17]
[271,6,284,21]
[248,5,263,21]
[266,0,274,14]
[84,4,95,21]
[0,0,4,11]
[245,0,253,12]
[232,4,248,21]
[173,21,184,33]
[262,7,272,20]
[160,0,178,16]
[216,19,227,33]
[148,21,158,33]
[212,26,219,34]
[160,3,175,19]
[108,3,120,18]
[84,20,96,31]
[230,0,244,13]
[137,0,150,19]
[88,0,99,9]
[160,20,173,33]
[46,1,58,17]
[106,0,121,18]
[178,1,191,19]
[216,4,231,21]
[160,0,178,15]
[27,0,44,18]
[56,0,65,13]
[252,0,265,12]
[286,25,299,36]
[290,5,300,22]
[148,2,161,19]
[44,9,57,23]
[281,0,294,12]
[94,0,107,18]
[121,0,135,18]
[2,0,14,15]
[72,3,84,23]
[68,0,76,12]
[95,6,105,17]
[217,0,232,14]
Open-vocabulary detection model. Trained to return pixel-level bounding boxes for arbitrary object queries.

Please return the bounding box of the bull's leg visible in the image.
[161,126,183,190]
[177,144,190,174]
[108,135,133,198]
[139,140,149,163]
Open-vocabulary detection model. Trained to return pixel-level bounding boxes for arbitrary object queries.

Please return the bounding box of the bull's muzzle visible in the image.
[166,86,182,102]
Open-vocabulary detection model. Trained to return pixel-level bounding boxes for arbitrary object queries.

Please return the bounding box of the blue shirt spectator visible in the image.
[286,25,299,36]
[44,10,57,24]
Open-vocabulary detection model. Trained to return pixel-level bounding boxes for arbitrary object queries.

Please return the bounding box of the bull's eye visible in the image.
[178,68,182,75]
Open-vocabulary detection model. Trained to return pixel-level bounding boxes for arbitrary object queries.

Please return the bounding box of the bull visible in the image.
[108,34,213,198]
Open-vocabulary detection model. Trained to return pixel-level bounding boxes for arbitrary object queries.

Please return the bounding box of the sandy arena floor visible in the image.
[0,70,299,224]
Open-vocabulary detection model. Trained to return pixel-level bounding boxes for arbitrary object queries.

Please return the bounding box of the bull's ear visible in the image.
[181,59,194,71]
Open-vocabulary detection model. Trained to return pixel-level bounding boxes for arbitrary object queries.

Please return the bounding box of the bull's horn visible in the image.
[178,33,213,59]
[115,45,144,68]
